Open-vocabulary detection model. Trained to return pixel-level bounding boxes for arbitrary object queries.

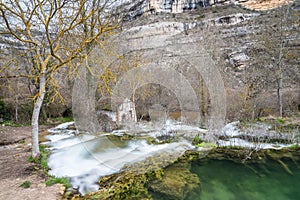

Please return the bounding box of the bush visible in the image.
[192,135,203,145]
[0,97,9,121]
[5,101,33,124]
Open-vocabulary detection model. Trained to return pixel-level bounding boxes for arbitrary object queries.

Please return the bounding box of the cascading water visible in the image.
[45,121,196,195]
[44,119,298,196]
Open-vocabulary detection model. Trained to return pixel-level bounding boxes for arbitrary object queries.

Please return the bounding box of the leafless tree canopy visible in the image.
[0,0,120,157]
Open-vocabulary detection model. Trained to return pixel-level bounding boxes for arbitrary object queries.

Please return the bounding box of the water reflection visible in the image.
[188,155,300,200]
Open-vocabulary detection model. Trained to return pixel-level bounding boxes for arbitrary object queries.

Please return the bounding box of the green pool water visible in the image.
[186,156,300,200]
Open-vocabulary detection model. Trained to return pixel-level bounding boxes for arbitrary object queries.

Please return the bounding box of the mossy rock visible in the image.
[204,148,300,165]
[265,149,300,161]
[81,170,159,200]
[70,151,201,200]
[146,137,158,145]
[149,161,200,200]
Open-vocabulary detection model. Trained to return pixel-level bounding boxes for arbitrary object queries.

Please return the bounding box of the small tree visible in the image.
[0,0,119,157]
[260,4,299,117]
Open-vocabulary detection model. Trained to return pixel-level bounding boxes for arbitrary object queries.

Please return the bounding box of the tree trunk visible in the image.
[15,79,19,122]
[276,5,290,118]
[277,41,284,118]
[31,74,46,158]
[15,91,18,123]
[278,73,283,117]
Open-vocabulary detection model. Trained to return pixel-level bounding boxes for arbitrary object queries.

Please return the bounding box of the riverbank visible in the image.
[46,115,299,199]
[0,125,63,200]
[0,114,299,200]
[70,147,300,200]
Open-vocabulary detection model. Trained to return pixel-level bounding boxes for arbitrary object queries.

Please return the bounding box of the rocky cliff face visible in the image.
[120,0,295,20]
[118,1,299,121]
[0,0,299,123]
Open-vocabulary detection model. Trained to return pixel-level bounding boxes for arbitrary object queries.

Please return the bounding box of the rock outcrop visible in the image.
[120,0,295,20]
[0,0,298,124]
[117,1,299,122]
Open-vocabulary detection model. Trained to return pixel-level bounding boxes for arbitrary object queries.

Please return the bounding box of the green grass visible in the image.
[192,135,204,145]
[277,118,286,124]
[241,116,300,133]
[197,142,217,148]
[39,145,49,171]
[1,116,73,127]
[28,156,39,163]
[18,139,26,144]
[48,117,73,124]
[20,181,31,188]
[1,120,30,127]
[28,144,71,190]
[45,177,71,188]
[287,144,299,150]
[28,145,49,171]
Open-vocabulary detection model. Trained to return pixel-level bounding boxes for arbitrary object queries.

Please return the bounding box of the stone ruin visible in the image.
[116,98,137,126]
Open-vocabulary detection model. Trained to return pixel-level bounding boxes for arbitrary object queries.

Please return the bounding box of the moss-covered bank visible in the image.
[64,147,300,200]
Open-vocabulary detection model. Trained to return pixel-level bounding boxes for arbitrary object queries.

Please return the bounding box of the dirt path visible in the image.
[0,125,63,200]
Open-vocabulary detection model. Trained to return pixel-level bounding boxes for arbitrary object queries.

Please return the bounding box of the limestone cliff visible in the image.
[120,0,295,20]
[119,1,299,120]
[0,0,299,122]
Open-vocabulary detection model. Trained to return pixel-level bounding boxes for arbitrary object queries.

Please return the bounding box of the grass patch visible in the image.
[39,145,50,171]
[197,142,217,148]
[20,181,31,188]
[277,118,286,124]
[47,117,73,124]
[287,144,299,150]
[192,135,203,145]
[241,116,300,133]
[28,156,39,163]
[1,120,30,127]
[45,177,71,188]
[18,139,26,144]
[28,145,49,172]
[28,144,71,190]
[1,117,73,127]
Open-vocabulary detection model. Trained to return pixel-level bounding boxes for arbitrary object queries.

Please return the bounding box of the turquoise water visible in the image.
[187,157,300,200]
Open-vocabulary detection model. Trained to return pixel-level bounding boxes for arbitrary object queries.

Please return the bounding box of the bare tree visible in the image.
[0,0,119,157]
[260,4,299,117]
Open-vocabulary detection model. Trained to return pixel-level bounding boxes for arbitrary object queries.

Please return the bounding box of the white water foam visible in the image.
[47,131,192,195]
[221,121,242,137]
[218,138,294,150]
